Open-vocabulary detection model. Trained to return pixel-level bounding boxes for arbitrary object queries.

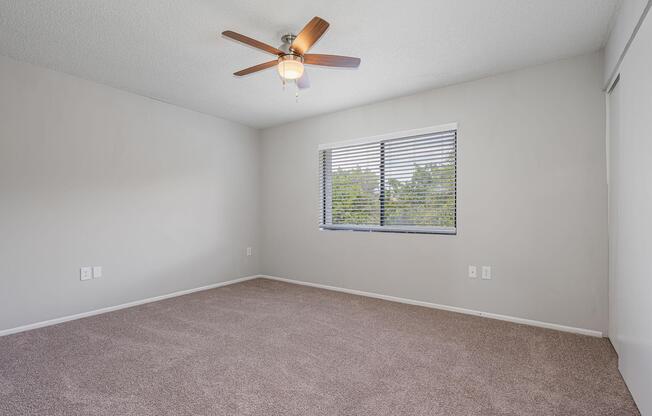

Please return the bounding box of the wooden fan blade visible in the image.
[222,30,283,56]
[304,54,361,68]
[234,60,278,76]
[290,17,329,55]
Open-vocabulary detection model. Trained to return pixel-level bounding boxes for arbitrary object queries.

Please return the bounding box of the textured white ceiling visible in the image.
[0,0,619,128]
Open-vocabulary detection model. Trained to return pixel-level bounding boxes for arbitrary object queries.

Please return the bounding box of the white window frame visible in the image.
[319,123,458,235]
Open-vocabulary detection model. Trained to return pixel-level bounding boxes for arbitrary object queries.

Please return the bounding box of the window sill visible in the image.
[319,224,456,235]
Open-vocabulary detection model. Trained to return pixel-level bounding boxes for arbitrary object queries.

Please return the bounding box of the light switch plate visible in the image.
[246,247,252,256]
[481,266,492,280]
[80,267,92,281]
[92,266,102,278]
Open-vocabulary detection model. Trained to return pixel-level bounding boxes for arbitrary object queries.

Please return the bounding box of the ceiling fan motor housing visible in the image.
[280,34,298,54]
[277,34,304,81]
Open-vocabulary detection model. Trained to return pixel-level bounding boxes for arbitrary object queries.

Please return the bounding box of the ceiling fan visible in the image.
[222,16,361,90]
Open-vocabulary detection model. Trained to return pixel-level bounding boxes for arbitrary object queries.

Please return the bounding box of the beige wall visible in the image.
[260,52,608,333]
[0,51,611,340]
[0,55,261,331]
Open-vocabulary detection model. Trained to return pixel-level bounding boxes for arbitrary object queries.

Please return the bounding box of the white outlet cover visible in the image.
[481,266,492,280]
[468,265,477,278]
[246,247,252,256]
[80,267,92,281]
[93,266,102,278]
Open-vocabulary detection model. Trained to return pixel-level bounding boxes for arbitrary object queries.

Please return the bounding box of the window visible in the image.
[319,125,457,234]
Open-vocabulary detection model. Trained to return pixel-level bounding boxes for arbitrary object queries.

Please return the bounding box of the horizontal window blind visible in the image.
[320,128,457,234]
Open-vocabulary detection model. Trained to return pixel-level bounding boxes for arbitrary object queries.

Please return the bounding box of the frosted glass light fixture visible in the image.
[277,55,304,80]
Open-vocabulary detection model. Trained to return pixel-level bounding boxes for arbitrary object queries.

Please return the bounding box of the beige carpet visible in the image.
[0,278,639,415]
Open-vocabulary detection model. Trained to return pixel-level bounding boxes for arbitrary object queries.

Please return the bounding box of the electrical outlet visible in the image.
[92,266,102,278]
[481,266,492,280]
[468,265,477,278]
[80,267,92,281]
[246,247,252,256]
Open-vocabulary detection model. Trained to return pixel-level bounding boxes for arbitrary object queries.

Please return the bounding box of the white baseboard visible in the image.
[0,275,259,337]
[258,275,603,338]
[2,274,603,339]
